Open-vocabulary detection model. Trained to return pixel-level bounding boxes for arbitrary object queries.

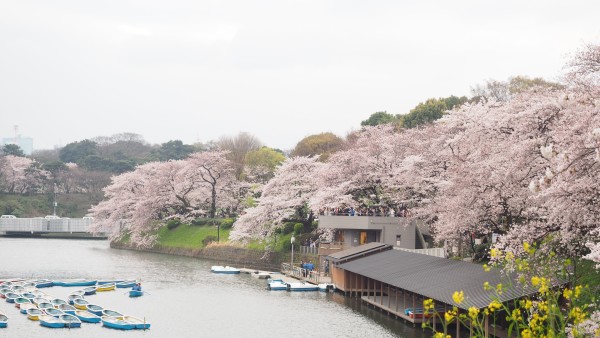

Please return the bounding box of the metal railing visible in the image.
[0,218,94,234]
[281,263,324,284]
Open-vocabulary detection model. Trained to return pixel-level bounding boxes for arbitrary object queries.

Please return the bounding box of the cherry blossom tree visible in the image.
[90,151,240,246]
[230,156,323,241]
[0,155,49,194]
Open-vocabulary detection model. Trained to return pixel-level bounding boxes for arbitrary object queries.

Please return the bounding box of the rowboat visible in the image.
[73,298,90,310]
[267,279,288,291]
[129,290,143,297]
[5,292,19,303]
[83,286,97,295]
[67,294,83,305]
[211,265,241,274]
[20,303,37,314]
[11,286,25,293]
[43,308,64,317]
[70,290,85,297]
[22,292,37,300]
[14,297,31,308]
[97,283,116,292]
[0,288,11,298]
[39,314,64,328]
[38,302,55,310]
[124,315,151,330]
[51,298,68,308]
[287,282,319,292]
[101,316,134,330]
[251,272,271,279]
[58,304,76,314]
[60,314,82,328]
[86,304,104,316]
[27,308,44,321]
[33,297,50,305]
[54,279,97,287]
[34,280,54,288]
[74,310,101,323]
[0,310,7,328]
[102,309,124,318]
[116,280,137,288]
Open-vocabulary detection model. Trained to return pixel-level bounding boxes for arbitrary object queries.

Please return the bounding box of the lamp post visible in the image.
[216,222,220,242]
[290,236,295,273]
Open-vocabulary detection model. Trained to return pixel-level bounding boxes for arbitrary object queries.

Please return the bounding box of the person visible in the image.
[132,283,142,291]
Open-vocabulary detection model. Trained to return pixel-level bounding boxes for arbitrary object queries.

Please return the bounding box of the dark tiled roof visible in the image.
[328,242,391,263]
[338,249,543,310]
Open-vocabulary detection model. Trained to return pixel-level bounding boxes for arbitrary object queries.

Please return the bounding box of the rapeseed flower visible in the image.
[452,290,464,304]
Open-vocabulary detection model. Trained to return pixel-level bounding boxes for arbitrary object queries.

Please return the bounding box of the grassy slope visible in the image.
[156,223,232,249]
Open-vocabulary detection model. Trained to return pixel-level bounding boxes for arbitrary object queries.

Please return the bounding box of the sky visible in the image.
[1,0,599,152]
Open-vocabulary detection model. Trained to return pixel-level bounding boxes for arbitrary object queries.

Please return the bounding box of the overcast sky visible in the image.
[1,0,599,151]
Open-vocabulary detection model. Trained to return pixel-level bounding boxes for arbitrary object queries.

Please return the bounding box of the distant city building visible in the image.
[2,137,33,155]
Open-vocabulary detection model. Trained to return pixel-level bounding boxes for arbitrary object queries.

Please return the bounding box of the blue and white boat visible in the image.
[51,298,68,308]
[67,294,82,305]
[116,280,137,288]
[102,316,134,330]
[0,310,7,328]
[27,308,44,321]
[58,304,76,314]
[38,302,54,310]
[102,309,124,318]
[124,316,151,330]
[129,290,143,297]
[74,310,101,323]
[83,286,97,295]
[287,282,319,292]
[86,304,104,316]
[39,315,64,328]
[54,279,97,287]
[60,314,82,328]
[267,279,288,291]
[73,298,90,310]
[211,266,241,274]
[34,280,54,288]
[20,303,37,314]
[43,308,64,317]
[5,292,19,303]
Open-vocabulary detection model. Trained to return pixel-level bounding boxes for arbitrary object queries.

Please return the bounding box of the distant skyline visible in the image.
[1,0,599,151]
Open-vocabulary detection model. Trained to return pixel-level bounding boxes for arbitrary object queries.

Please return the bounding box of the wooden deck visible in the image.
[361,294,425,324]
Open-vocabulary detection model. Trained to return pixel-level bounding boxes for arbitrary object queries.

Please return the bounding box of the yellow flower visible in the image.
[444,309,456,323]
[531,276,541,286]
[570,307,587,324]
[510,308,521,322]
[490,248,499,258]
[483,264,490,272]
[522,329,532,338]
[483,281,491,290]
[574,285,582,299]
[452,290,464,304]
[496,283,503,295]
[488,300,502,312]
[563,288,573,299]
[423,299,434,311]
[468,306,479,320]
[434,332,445,338]
[523,242,530,251]
[504,251,514,261]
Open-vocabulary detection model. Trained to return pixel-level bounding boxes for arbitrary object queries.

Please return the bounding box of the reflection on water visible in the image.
[0,238,428,338]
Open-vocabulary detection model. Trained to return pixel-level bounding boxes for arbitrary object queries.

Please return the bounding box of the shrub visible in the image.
[282,222,295,234]
[191,218,210,226]
[293,223,303,235]
[220,218,234,229]
[166,219,181,230]
[202,235,218,246]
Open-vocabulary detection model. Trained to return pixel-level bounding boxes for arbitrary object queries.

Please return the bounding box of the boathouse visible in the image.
[328,244,547,337]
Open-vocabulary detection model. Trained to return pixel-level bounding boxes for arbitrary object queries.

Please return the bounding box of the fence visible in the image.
[281,262,325,284]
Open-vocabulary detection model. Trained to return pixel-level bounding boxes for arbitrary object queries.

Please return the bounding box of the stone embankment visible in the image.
[110,241,289,271]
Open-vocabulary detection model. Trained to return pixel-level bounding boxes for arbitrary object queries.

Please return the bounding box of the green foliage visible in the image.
[291,132,344,161]
[153,140,195,161]
[293,223,303,235]
[0,193,103,217]
[80,155,135,173]
[400,96,468,129]
[244,147,286,182]
[42,161,68,177]
[59,139,99,163]
[166,218,182,230]
[281,222,295,235]
[191,218,210,226]
[220,218,234,229]
[2,144,25,157]
[360,111,398,126]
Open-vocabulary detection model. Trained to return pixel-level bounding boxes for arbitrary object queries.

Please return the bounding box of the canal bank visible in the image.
[110,241,293,271]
